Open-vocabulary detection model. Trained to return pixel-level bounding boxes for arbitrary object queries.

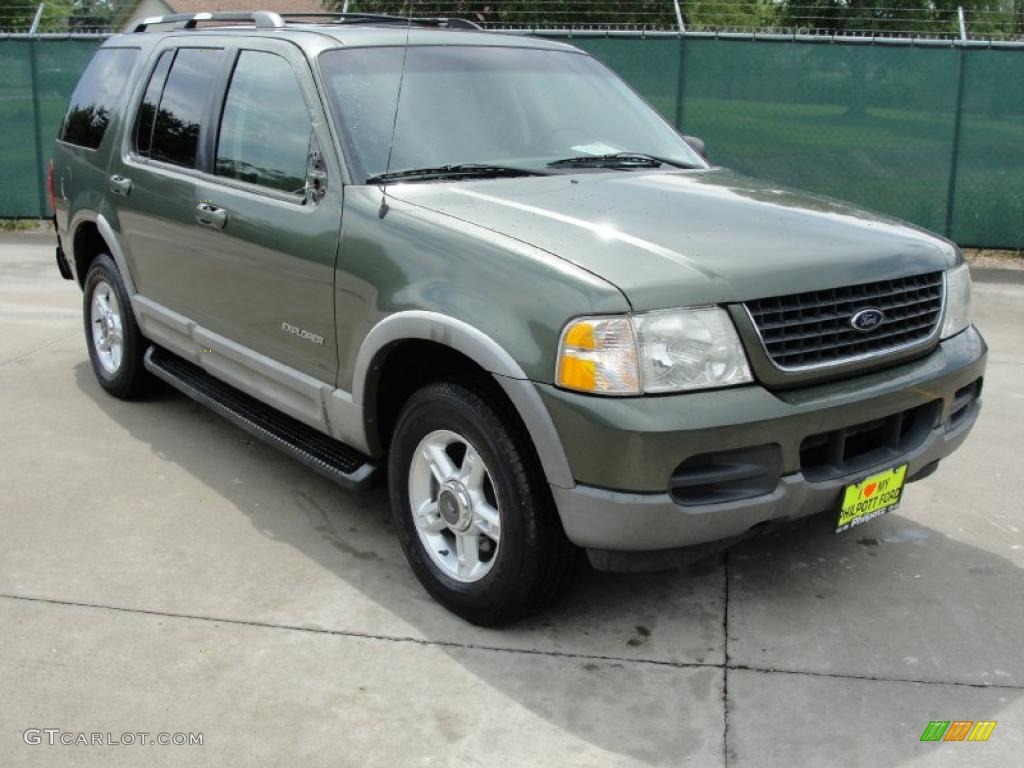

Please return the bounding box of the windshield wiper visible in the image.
[547,152,699,170]
[365,164,545,185]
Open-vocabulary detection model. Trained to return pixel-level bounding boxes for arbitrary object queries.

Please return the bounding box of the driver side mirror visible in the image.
[683,135,707,161]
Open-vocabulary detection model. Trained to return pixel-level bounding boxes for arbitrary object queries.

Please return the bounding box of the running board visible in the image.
[144,346,377,490]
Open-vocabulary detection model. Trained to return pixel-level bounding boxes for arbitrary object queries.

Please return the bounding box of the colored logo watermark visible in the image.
[920,720,996,742]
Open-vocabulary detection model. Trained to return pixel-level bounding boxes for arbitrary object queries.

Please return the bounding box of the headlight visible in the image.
[634,307,753,393]
[556,307,752,395]
[941,263,972,339]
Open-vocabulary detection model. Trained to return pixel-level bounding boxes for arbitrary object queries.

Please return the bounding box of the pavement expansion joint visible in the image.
[3,591,1021,692]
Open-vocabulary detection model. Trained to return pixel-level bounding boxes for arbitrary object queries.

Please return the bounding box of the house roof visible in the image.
[112,0,175,27]
[168,1,329,14]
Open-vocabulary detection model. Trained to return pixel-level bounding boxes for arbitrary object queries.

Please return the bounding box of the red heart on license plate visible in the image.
[863,482,878,498]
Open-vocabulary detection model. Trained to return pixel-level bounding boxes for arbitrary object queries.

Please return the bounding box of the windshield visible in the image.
[319,45,706,182]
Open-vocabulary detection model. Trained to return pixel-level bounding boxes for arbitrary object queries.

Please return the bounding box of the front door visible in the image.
[189,42,342,384]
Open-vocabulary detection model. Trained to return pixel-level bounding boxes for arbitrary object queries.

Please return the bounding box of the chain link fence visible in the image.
[1,22,1022,248]
[338,1,1024,40]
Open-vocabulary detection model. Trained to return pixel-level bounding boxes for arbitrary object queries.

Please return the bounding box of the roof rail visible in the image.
[279,12,482,30]
[131,10,482,34]
[132,11,285,33]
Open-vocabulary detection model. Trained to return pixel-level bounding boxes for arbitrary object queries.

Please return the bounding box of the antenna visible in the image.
[378,0,415,218]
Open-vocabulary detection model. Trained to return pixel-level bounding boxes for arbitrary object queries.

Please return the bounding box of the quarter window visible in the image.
[148,48,224,168]
[215,51,312,195]
[60,48,139,149]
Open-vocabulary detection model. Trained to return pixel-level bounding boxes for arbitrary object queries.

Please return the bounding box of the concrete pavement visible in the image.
[1,232,1022,766]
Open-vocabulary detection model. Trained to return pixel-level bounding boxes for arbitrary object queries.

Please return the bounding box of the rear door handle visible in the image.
[108,175,132,197]
[194,202,227,230]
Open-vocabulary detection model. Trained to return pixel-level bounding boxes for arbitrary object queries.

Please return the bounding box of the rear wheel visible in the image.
[388,378,578,626]
[83,254,150,399]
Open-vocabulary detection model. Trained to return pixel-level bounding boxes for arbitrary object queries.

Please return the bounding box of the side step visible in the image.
[144,346,377,490]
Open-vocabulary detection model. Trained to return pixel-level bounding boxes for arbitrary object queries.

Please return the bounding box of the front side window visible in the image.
[148,48,224,168]
[215,51,312,194]
[319,45,705,182]
[60,47,139,149]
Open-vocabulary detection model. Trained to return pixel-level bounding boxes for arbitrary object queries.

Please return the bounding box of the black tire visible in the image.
[388,377,579,626]
[83,254,151,399]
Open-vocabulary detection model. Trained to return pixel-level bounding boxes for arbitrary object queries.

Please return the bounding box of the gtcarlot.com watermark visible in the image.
[23,729,203,747]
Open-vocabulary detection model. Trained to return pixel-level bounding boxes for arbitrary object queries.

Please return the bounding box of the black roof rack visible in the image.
[132,11,482,34]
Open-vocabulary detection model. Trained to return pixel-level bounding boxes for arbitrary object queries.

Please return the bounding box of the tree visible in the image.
[0,0,75,31]
[775,0,1017,38]
[326,0,1022,38]
[0,0,135,32]
[69,0,124,30]
[327,2,675,27]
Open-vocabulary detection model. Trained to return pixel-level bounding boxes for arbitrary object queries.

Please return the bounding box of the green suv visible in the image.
[52,12,986,625]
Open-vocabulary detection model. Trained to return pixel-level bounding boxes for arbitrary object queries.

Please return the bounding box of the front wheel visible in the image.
[388,378,578,625]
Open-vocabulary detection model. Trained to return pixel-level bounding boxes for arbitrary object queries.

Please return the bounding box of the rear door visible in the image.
[188,39,342,384]
[108,43,227,315]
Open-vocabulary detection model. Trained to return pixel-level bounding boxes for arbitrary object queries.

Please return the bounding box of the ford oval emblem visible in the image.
[850,308,885,332]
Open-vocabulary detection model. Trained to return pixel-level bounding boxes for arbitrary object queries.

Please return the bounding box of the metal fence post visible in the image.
[675,34,687,130]
[28,37,48,219]
[944,46,968,240]
[672,0,686,33]
[672,2,688,130]
[29,3,45,35]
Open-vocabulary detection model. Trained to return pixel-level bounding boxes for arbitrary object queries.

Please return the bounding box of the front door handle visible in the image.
[108,175,132,197]
[194,202,227,230]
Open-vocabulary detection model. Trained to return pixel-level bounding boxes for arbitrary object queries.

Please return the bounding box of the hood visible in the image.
[387,169,957,311]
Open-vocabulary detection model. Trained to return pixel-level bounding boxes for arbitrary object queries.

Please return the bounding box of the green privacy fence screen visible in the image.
[570,35,1024,249]
[1,37,101,222]
[2,35,1022,248]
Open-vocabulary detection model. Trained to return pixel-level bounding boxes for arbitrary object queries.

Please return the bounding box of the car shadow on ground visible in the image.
[74,362,1021,765]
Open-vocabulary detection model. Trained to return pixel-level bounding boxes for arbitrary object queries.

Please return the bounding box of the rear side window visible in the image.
[60,48,139,149]
[146,48,224,168]
[133,50,173,157]
[215,51,312,194]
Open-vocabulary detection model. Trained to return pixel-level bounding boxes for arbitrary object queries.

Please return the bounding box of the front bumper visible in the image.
[542,326,987,553]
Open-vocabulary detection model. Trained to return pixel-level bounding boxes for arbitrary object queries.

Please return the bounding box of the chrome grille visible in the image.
[745,272,944,370]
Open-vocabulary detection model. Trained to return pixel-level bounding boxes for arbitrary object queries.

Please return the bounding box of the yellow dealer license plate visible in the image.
[836,464,908,533]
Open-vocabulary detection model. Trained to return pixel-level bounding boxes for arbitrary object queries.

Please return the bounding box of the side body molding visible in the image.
[133,296,342,437]
[71,221,575,489]
[348,311,575,489]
